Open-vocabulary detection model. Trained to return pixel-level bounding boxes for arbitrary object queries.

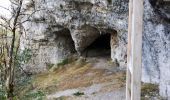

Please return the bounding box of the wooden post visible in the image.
[126,0,143,100]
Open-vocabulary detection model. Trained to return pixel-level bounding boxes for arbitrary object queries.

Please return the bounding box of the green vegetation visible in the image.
[0,47,33,99]
[46,63,55,70]
[57,58,69,66]
[17,58,88,97]
[16,48,32,64]
[0,88,6,100]
[49,58,70,72]
[50,57,78,72]
[0,0,37,98]
[141,83,159,97]
[23,90,45,100]
[73,92,85,96]
[141,83,164,100]
[57,56,78,67]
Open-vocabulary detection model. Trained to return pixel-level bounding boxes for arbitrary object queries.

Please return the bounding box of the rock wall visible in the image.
[21,0,170,98]
[143,0,170,98]
[21,0,129,72]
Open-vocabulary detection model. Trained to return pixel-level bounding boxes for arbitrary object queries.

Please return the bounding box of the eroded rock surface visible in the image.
[21,0,170,98]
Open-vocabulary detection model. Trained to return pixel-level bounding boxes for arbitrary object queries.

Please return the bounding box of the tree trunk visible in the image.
[6,29,16,100]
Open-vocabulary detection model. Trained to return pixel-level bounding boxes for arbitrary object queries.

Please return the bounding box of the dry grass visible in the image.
[32,59,91,93]
[18,57,165,100]
[141,83,159,97]
[30,58,126,94]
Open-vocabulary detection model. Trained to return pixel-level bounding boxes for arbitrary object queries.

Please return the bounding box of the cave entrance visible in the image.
[83,33,113,57]
[54,28,76,58]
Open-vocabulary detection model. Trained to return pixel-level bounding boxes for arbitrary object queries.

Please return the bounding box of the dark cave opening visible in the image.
[83,33,111,57]
[54,28,76,54]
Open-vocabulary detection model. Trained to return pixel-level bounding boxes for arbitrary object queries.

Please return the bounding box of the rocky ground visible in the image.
[46,56,126,100]
[17,56,163,100]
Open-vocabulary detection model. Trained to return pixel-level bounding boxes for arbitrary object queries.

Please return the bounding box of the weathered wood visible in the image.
[126,0,133,99]
[126,0,143,99]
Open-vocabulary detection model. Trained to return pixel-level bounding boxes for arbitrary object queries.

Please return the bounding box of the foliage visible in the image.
[50,57,76,71]
[0,47,33,99]
[46,63,54,70]
[0,88,6,100]
[23,90,45,100]
[73,92,85,96]
[20,48,32,63]
[141,83,164,100]
[15,48,32,82]
[15,75,32,93]
[141,83,159,97]
[56,56,78,67]
[0,0,38,98]
[57,58,69,66]
[14,49,33,98]
[16,48,32,64]
[15,48,32,86]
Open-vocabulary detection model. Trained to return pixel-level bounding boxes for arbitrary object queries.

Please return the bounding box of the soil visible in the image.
[41,56,126,100]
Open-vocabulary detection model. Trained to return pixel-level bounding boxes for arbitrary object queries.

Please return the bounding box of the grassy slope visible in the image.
[16,57,163,100]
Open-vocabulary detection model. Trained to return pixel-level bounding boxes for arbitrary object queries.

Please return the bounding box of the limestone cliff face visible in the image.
[21,0,128,72]
[21,0,170,98]
[143,1,170,98]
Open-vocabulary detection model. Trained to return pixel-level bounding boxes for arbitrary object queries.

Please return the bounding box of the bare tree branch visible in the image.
[0,0,40,98]
[0,6,12,13]
[9,0,19,6]
[0,23,12,31]
[16,9,46,27]
[0,16,13,30]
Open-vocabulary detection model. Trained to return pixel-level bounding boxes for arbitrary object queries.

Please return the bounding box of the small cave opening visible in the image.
[82,33,112,57]
[54,28,76,54]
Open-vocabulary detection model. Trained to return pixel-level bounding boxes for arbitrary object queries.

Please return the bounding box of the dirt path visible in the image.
[44,57,126,100]
[18,56,162,100]
[47,82,125,100]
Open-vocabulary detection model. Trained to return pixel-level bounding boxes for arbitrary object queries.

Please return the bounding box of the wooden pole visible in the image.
[126,0,143,99]
[126,0,133,99]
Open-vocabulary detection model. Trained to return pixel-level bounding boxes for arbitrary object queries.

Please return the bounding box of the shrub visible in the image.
[0,88,6,100]
[141,83,159,97]
[73,92,84,96]
[57,58,69,66]
[46,63,54,70]
[24,90,45,100]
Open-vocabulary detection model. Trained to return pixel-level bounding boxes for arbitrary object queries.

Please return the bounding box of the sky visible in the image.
[0,0,11,17]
